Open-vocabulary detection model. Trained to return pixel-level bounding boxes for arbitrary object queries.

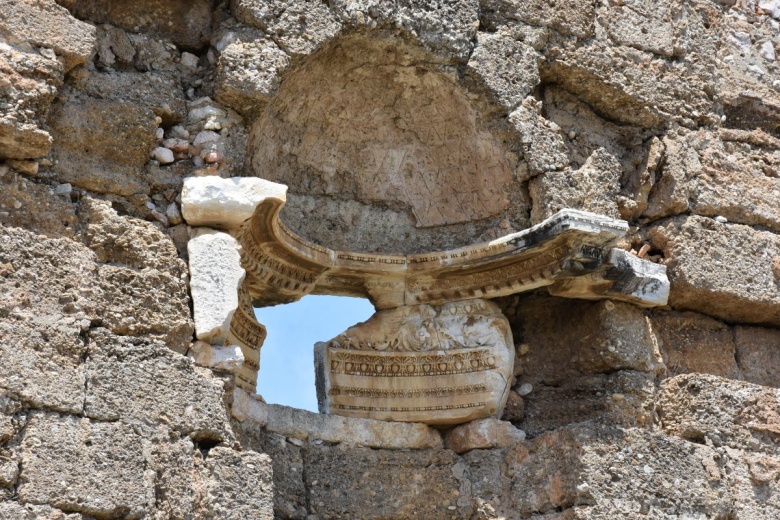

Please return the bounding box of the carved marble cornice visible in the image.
[238,195,669,310]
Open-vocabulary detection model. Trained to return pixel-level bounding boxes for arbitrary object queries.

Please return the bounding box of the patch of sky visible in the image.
[254,295,375,412]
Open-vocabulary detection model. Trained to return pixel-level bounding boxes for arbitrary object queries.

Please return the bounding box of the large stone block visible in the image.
[658,373,780,453]
[0,0,96,72]
[203,447,274,520]
[648,215,780,326]
[232,0,341,56]
[0,174,79,238]
[84,329,232,441]
[240,399,443,450]
[17,412,153,518]
[506,425,732,518]
[303,446,465,519]
[651,310,739,379]
[188,228,243,344]
[315,299,514,425]
[466,30,539,111]
[57,0,213,50]
[735,325,780,388]
[181,176,287,230]
[480,0,596,39]
[445,417,526,454]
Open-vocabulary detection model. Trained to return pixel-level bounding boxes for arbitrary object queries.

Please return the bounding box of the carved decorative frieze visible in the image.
[315,299,514,424]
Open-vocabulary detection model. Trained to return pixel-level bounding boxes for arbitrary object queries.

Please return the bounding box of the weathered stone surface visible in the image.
[47,92,157,197]
[84,329,232,441]
[331,0,480,60]
[234,429,306,519]
[189,228,243,344]
[57,0,213,50]
[648,215,780,326]
[0,174,78,238]
[70,70,187,126]
[445,418,525,454]
[466,30,539,111]
[0,45,61,159]
[507,424,732,518]
[215,36,290,118]
[181,176,287,229]
[480,0,596,39]
[735,325,780,388]
[508,99,569,178]
[0,502,85,519]
[529,148,622,222]
[0,0,96,72]
[18,412,153,518]
[248,32,524,252]
[148,438,203,520]
[303,446,464,519]
[240,399,443,450]
[232,0,341,56]
[97,265,193,351]
[316,299,514,425]
[651,310,740,379]
[203,447,274,520]
[659,373,780,453]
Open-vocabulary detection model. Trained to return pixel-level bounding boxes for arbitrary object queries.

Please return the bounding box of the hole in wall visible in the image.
[254,295,375,412]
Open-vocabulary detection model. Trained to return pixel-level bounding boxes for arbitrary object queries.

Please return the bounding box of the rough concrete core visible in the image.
[247,32,527,254]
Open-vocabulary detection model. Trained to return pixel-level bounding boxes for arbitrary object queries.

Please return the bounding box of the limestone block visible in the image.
[0,502,86,519]
[215,36,290,118]
[181,176,287,230]
[203,448,274,520]
[511,294,664,386]
[79,198,184,271]
[188,228,244,344]
[0,0,96,72]
[0,174,79,238]
[519,371,657,436]
[57,0,213,50]
[189,340,244,373]
[231,0,341,56]
[0,46,61,159]
[315,299,514,425]
[658,373,780,453]
[529,148,622,222]
[480,0,596,38]
[600,0,676,57]
[650,311,739,379]
[84,329,232,441]
[97,264,193,352]
[244,400,443,450]
[466,30,540,110]
[17,412,154,518]
[148,439,201,520]
[302,446,464,519]
[330,0,480,60]
[735,326,780,388]
[506,425,732,518]
[648,215,780,326]
[508,100,569,178]
[445,418,526,454]
[0,323,86,414]
[231,387,268,426]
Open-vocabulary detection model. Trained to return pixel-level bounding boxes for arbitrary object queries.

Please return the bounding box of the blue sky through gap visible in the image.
[254,295,375,412]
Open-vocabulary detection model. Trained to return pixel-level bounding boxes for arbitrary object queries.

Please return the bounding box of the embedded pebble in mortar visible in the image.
[193,130,221,147]
[204,151,224,164]
[760,41,776,61]
[166,203,182,226]
[53,183,72,195]
[155,127,164,140]
[152,147,175,164]
[517,383,533,396]
[170,125,190,139]
[715,215,728,223]
[163,138,189,153]
[181,52,199,69]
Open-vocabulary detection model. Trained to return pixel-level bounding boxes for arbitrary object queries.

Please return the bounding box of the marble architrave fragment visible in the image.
[315,299,514,425]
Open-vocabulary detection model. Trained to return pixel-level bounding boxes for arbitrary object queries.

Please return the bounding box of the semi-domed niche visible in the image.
[246,32,526,254]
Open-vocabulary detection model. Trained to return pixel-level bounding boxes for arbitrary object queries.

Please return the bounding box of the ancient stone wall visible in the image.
[1,0,780,518]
